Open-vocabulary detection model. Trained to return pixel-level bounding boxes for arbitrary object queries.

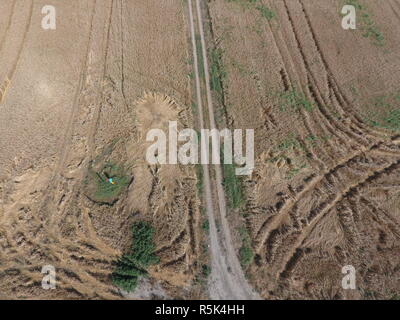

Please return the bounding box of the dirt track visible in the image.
[188,0,260,300]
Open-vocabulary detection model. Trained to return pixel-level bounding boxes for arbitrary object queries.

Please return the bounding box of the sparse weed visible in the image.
[223,162,245,209]
[225,0,276,20]
[194,264,212,285]
[256,5,275,20]
[278,136,303,151]
[343,0,385,46]
[195,35,205,79]
[202,220,210,232]
[286,163,308,180]
[210,47,227,96]
[195,164,203,195]
[269,133,323,179]
[364,92,400,132]
[379,109,400,131]
[202,264,211,277]
[238,226,254,267]
[279,89,314,112]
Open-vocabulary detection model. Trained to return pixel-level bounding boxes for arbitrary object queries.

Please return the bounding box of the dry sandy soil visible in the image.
[0,0,399,300]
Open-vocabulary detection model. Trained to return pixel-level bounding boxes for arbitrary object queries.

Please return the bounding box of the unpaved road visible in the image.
[188,0,260,300]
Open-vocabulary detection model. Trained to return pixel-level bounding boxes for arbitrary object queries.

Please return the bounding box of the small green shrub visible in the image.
[196,164,204,195]
[202,264,211,277]
[239,246,254,266]
[202,220,210,232]
[112,222,159,292]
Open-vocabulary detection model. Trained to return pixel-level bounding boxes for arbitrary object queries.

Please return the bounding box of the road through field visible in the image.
[188,0,260,300]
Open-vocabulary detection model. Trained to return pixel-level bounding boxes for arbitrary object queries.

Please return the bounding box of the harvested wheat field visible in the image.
[206,0,400,299]
[0,0,399,301]
[0,0,205,299]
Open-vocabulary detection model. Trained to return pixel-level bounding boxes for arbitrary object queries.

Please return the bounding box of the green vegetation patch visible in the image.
[225,0,276,20]
[223,162,245,209]
[255,4,275,20]
[112,221,159,292]
[194,263,212,285]
[239,226,254,267]
[369,109,400,132]
[201,264,211,278]
[86,162,130,204]
[202,220,210,232]
[382,109,400,131]
[277,135,304,151]
[195,164,204,195]
[210,47,227,96]
[195,35,205,79]
[286,163,308,180]
[363,92,400,132]
[268,133,332,180]
[278,89,314,112]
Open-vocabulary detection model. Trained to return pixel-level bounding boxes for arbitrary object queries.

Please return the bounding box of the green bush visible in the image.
[112,222,159,292]
[202,220,210,232]
[202,264,211,278]
[239,245,254,266]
